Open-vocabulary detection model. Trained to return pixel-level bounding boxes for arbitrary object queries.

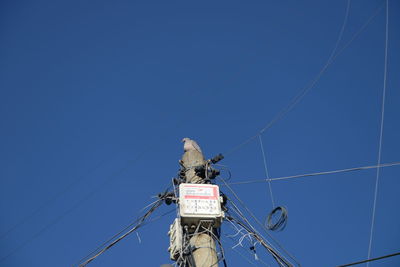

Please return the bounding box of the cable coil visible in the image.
[266,206,288,232]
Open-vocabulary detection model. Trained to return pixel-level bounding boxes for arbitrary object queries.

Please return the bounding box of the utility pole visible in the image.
[181,148,219,267]
[178,146,218,267]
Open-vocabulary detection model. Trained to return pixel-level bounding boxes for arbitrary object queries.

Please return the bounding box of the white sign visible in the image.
[179,184,221,217]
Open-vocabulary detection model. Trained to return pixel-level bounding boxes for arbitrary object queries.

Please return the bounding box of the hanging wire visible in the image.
[258,135,289,232]
[367,0,389,264]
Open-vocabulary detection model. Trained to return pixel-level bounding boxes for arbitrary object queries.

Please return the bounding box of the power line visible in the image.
[223,161,400,185]
[367,0,389,264]
[337,251,400,267]
[224,0,384,157]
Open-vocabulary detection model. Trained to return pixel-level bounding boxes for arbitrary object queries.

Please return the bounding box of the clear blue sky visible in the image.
[1,0,399,266]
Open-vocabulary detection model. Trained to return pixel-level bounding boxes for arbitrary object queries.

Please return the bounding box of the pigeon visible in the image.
[182,137,202,153]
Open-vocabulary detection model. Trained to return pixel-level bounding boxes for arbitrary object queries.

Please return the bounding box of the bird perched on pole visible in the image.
[182,137,203,153]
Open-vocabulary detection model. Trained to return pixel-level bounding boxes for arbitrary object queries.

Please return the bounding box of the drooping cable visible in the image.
[367,0,389,264]
[224,1,384,157]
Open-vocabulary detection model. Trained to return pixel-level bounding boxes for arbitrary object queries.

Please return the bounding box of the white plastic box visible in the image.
[179,183,223,227]
[168,218,182,260]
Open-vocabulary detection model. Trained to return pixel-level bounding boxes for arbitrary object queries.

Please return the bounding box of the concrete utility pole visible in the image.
[181,148,218,267]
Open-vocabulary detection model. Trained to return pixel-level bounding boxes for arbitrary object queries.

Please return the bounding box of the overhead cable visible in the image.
[224,161,400,185]
[367,0,390,265]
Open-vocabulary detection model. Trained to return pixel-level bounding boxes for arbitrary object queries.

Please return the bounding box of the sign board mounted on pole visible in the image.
[179,183,224,227]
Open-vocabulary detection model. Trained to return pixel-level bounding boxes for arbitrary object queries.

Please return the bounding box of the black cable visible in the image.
[216,229,228,267]
[209,227,228,267]
[188,245,197,267]
[336,251,400,267]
